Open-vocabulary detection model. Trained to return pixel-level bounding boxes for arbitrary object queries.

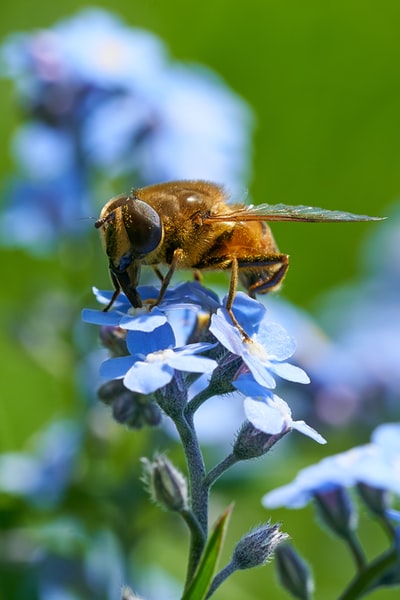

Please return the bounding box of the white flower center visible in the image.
[146,348,175,363]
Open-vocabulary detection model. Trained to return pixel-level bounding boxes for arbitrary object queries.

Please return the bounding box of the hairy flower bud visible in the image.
[233,420,288,460]
[142,455,188,512]
[232,522,288,569]
[275,543,314,600]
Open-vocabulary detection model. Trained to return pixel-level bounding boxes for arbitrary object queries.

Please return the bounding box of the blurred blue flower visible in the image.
[210,294,310,389]
[0,420,81,507]
[263,422,400,509]
[1,7,253,250]
[100,321,217,394]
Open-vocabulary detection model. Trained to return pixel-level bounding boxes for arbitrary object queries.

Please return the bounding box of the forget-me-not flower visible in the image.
[210,293,310,390]
[100,322,217,394]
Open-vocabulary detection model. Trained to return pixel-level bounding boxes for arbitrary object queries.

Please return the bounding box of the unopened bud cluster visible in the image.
[98,380,162,429]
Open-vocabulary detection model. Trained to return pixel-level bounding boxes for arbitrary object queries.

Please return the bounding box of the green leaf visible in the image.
[182,504,233,600]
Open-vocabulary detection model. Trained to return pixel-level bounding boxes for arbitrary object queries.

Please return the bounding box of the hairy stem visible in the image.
[205,560,237,599]
[173,410,209,585]
[203,453,239,490]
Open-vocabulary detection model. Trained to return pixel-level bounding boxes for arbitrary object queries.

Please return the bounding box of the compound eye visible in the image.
[122,199,163,257]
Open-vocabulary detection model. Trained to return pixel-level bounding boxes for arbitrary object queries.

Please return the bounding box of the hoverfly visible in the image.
[95,180,382,333]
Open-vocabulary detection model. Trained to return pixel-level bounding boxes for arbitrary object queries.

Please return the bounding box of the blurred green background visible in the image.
[0,1,399,598]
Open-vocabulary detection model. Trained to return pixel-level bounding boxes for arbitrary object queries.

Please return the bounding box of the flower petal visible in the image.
[81,308,121,326]
[244,397,286,435]
[124,361,173,393]
[167,354,217,374]
[270,361,310,384]
[100,356,134,379]
[292,420,327,444]
[120,308,167,332]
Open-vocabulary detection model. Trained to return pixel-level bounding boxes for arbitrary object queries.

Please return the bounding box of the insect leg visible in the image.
[193,268,202,282]
[152,266,165,282]
[153,248,184,306]
[103,270,121,312]
[225,256,252,339]
[238,253,289,298]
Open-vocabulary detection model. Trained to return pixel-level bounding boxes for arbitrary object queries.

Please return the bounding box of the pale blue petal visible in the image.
[120,308,167,332]
[245,356,276,389]
[244,397,285,435]
[263,482,314,509]
[270,361,310,384]
[209,312,244,356]
[292,420,327,444]
[372,423,400,453]
[124,361,173,393]
[167,354,217,374]
[257,321,296,360]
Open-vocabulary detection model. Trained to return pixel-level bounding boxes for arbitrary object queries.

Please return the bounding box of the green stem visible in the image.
[186,386,216,415]
[203,453,239,490]
[339,547,398,600]
[180,508,207,592]
[205,560,237,599]
[347,531,367,571]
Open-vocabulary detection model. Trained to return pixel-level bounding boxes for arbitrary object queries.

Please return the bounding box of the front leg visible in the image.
[153,248,184,306]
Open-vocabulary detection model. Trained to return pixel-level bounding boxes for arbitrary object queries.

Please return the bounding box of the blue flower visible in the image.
[209,294,310,389]
[263,422,400,509]
[82,287,168,332]
[82,282,221,345]
[234,375,325,444]
[100,322,217,394]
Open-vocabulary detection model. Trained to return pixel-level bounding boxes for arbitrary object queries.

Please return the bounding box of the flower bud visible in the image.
[142,455,188,512]
[233,420,287,460]
[275,543,314,600]
[98,380,162,429]
[356,482,390,518]
[232,522,288,570]
[313,485,357,539]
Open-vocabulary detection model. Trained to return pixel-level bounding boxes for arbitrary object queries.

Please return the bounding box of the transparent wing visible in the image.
[204,203,384,223]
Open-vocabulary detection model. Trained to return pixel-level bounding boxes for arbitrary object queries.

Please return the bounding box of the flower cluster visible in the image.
[83,282,325,445]
[1,7,253,250]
